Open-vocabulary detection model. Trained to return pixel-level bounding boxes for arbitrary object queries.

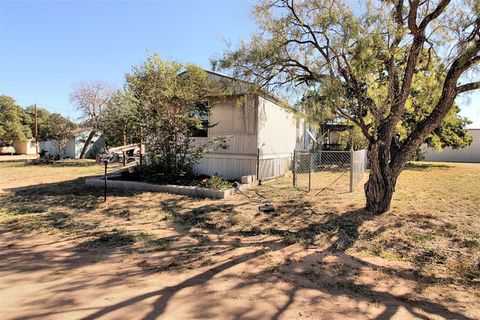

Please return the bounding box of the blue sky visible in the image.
[0,0,256,120]
[0,0,479,127]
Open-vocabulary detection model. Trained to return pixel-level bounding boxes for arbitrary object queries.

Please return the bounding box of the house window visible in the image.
[208,99,247,134]
[191,115,208,137]
[190,102,209,137]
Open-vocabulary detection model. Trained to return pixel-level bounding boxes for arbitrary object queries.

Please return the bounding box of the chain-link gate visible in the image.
[293,149,367,194]
[292,150,312,191]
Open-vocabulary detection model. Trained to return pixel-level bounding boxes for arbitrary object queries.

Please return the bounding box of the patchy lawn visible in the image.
[0,160,479,319]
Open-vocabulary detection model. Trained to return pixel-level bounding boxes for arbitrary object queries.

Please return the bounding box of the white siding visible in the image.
[255,96,297,179]
[40,139,76,158]
[192,95,258,156]
[193,95,298,179]
[39,131,105,159]
[296,118,309,149]
[421,129,480,163]
[209,96,254,134]
[192,95,258,179]
[257,96,297,157]
[12,139,36,155]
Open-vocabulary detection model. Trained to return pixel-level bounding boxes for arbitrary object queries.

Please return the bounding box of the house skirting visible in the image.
[194,155,257,179]
[194,153,292,180]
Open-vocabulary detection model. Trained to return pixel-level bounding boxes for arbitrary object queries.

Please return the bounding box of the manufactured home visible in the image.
[189,71,306,180]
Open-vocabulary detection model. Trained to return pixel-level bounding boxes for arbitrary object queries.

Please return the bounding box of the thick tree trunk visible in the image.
[79,130,96,159]
[365,168,396,214]
[364,143,400,214]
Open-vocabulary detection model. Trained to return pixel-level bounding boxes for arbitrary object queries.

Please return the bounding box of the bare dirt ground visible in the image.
[0,161,479,320]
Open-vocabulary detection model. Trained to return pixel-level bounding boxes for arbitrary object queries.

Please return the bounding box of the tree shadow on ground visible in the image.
[75,200,474,320]
[1,178,475,319]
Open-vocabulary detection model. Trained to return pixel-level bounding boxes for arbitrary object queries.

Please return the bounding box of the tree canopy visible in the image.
[41,113,76,158]
[101,89,143,147]
[214,0,480,213]
[0,95,76,156]
[0,95,32,143]
[70,81,113,158]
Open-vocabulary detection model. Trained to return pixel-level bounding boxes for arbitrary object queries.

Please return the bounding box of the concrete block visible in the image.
[85,177,256,199]
[241,175,257,184]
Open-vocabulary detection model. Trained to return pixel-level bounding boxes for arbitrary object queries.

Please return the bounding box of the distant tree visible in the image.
[405,104,472,150]
[41,113,76,159]
[23,105,52,141]
[70,81,113,158]
[126,54,214,180]
[297,88,336,128]
[214,0,480,214]
[0,95,31,143]
[101,89,143,147]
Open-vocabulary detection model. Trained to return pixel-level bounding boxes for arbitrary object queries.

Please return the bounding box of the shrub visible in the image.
[202,174,232,190]
[126,55,218,180]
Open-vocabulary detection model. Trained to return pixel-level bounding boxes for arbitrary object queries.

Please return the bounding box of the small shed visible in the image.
[40,130,105,159]
[12,139,37,155]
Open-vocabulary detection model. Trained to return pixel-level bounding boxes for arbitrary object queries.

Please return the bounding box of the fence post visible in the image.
[256,148,260,181]
[308,150,312,192]
[293,150,296,187]
[318,149,322,169]
[349,149,354,192]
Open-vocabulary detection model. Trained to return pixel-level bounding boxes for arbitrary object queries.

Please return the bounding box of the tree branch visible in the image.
[333,107,374,142]
[457,81,480,93]
[419,0,451,30]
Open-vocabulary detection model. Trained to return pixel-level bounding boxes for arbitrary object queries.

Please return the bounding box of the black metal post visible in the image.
[139,127,144,166]
[104,161,108,202]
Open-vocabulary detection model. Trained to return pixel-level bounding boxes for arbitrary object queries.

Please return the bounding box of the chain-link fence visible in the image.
[292,150,312,191]
[293,149,368,194]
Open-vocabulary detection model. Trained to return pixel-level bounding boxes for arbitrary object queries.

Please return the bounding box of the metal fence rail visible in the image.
[293,149,368,193]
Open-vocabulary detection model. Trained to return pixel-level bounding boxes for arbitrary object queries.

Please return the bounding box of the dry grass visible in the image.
[350,162,480,281]
[1,160,479,282]
[294,163,480,281]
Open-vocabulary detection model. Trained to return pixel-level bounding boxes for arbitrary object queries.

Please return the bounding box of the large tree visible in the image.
[70,81,113,158]
[0,95,31,143]
[215,0,480,214]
